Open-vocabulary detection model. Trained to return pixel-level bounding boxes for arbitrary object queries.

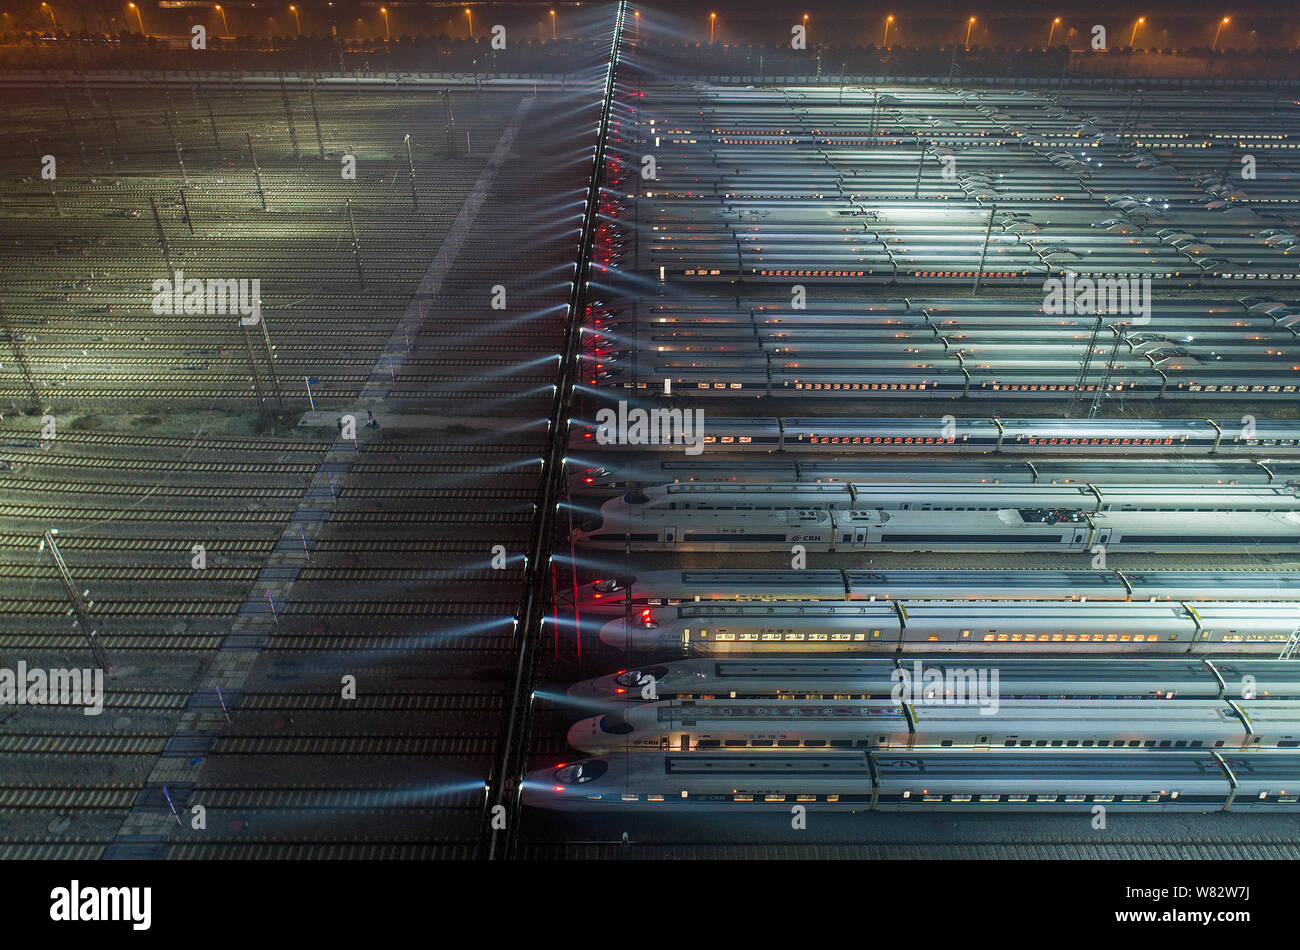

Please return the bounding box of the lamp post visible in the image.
[1212,16,1229,51]
[380,6,389,40]
[290,4,300,35]
[633,10,639,40]
[465,6,472,39]
[710,12,715,44]
[965,16,975,48]
[1129,16,1145,48]
[216,4,229,34]
[549,8,555,40]
[882,15,893,48]
[40,2,57,28]
[128,1,144,33]
[1048,17,1060,47]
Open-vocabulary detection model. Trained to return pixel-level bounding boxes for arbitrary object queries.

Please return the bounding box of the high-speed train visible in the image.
[565,698,1300,754]
[591,482,1300,518]
[567,454,1300,495]
[569,416,1300,455]
[573,569,1300,613]
[595,599,1300,654]
[568,657,1300,704]
[573,506,1300,553]
[524,748,1300,812]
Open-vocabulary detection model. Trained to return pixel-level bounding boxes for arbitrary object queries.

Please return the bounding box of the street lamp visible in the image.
[215,4,229,34]
[803,12,808,42]
[549,8,555,40]
[1129,16,1145,47]
[709,12,715,44]
[289,4,300,35]
[633,10,639,40]
[1048,17,1060,47]
[965,16,975,48]
[465,6,472,39]
[128,1,144,33]
[1212,16,1229,51]
[882,15,893,48]
[40,2,56,28]
[380,5,388,40]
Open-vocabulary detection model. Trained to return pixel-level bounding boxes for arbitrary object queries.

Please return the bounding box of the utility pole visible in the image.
[148,197,173,271]
[41,530,110,671]
[278,70,300,157]
[1069,311,1105,416]
[346,199,365,288]
[1088,324,1127,417]
[404,133,418,212]
[246,133,267,211]
[240,319,272,425]
[0,304,42,412]
[971,203,996,295]
[309,78,325,158]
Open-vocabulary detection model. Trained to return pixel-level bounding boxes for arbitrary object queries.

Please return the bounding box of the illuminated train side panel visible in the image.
[565,699,1295,755]
[572,569,1300,613]
[565,456,1297,494]
[524,750,1300,811]
[565,658,1300,704]
[595,482,1300,517]
[573,508,1300,553]
[566,417,1300,455]
[594,601,1300,655]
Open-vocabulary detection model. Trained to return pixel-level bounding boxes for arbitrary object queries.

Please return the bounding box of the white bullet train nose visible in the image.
[566,716,602,752]
[598,617,666,649]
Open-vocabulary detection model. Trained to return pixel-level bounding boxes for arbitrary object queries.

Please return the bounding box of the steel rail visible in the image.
[477,2,626,860]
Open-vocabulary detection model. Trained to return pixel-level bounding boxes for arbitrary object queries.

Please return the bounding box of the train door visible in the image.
[1069,526,1089,551]
[1094,528,1113,547]
[663,525,677,548]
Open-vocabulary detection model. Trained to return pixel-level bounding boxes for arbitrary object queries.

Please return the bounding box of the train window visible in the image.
[1064,795,1087,803]
[1066,740,1078,747]
[698,740,720,749]
[750,740,773,747]
[724,740,746,747]
[829,740,854,748]
[979,795,1001,803]
[1034,740,1048,747]
[1094,795,1114,803]
[1082,740,1094,747]
[1158,741,1172,748]
[1279,741,1300,748]
[1191,741,1203,748]
[1214,741,1226,748]
[1020,740,1032,747]
[1097,740,1110,747]
[940,740,954,747]
[803,740,826,748]
[778,739,800,747]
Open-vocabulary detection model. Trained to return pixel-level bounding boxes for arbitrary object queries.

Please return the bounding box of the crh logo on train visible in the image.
[150,269,261,325]
[890,661,1000,716]
[1041,274,1151,326]
[593,402,705,456]
[0,661,103,716]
